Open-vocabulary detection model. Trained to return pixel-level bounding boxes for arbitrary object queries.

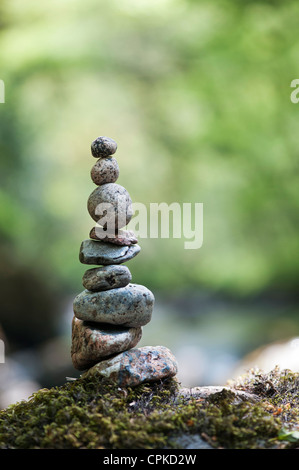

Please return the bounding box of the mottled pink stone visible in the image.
[71,316,142,371]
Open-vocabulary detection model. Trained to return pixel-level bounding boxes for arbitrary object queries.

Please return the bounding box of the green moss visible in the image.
[0,368,298,449]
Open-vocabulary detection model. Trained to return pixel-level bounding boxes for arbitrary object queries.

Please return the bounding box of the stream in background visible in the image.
[140,292,299,386]
[1,290,298,408]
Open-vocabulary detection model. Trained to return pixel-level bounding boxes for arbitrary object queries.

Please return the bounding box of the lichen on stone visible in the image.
[0,367,298,449]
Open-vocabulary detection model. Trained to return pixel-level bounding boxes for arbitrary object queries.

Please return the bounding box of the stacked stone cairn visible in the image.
[71,136,178,387]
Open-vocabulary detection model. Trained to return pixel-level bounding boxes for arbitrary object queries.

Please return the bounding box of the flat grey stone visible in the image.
[82,345,178,387]
[71,316,142,370]
[90,227,138,246]
[73,283,154,327]
[82,265,132,292]
[178,386,260,404]
[79,239,140,265]
[170,434,213,450]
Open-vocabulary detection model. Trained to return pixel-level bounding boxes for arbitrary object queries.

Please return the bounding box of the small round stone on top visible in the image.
[91,136,117,158]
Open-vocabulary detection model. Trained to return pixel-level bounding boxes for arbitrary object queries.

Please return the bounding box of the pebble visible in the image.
[82,265,132,292]
[79,239,140,265]
[89,227,138,246]
[82,346,178,387]
[91,157,119,185]
[73,284,154,327]
[71,316,142,370]
[91,136,117,158]
[87,183,133,229]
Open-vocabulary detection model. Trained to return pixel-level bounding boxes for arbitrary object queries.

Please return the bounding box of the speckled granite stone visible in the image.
[82,265,132,292]
[91,157,119,185]
[71,316,142,370]
[87,183,133,229]
[89,227,138,246]
[73,284,154,327]
[79,239,140,265]
[91,136,117,158]
[82,346,178,387]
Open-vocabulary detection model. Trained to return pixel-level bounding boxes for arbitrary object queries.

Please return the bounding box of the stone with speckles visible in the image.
[91,136,117,158]
[82,265,132,292]
[87,183,133,229]
[73,283,154,327]
[82,345,178,387]
[71,316,142,370]
[91,157,119,186]
[79,239,140,265]
[89,227,138,246]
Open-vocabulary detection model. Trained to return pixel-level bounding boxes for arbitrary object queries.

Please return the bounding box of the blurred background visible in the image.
[0,0,299,408]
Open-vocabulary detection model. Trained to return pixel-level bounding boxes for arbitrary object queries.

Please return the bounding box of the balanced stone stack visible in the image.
[71,136,178,387]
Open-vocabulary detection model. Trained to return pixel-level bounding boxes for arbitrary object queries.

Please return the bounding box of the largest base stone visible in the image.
[73,283,154,327]
[82,345,178,387]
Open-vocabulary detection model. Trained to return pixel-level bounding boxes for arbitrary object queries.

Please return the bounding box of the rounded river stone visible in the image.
[91,157,119,186]
[71,316,142,370]
[73,283,154,328]
[87,183,133,229]
[91,136,117,158]
[82,346,178,387]
[82,265,132,292]
[79,239,140,265]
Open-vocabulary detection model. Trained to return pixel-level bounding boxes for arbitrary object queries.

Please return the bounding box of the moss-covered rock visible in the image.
[0,367,298,449]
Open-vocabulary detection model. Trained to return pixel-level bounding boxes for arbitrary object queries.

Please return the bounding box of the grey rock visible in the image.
[71,316,142,370]
[79,239,140,265]
[178,386,260,404]
[170,434,213,450]
[82,265,132,292]
[90,227,138,246]
[73,283,154,327]
[87,183,133,229]
[91,136,117,158]
[91,157,119,186]
[82,345,178,387]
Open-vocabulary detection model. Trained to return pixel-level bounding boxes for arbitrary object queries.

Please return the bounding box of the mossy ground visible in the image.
[0,367,298,449]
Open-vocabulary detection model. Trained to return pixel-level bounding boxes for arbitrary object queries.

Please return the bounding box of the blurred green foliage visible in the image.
[0,0,299,297]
